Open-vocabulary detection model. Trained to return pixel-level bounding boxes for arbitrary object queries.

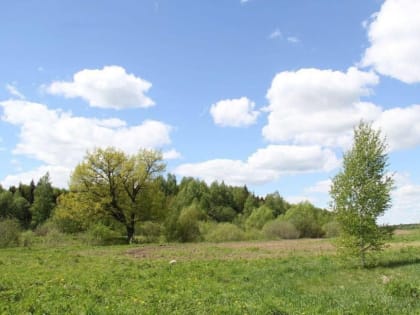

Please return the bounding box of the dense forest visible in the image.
[0,148,339,246]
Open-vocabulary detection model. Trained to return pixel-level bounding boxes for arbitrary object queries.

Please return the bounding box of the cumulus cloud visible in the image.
[174,145,339,186]
[0,100,172,187]
[163,149,182,160]
[263,67,381,147]
[2,165,71,189]
[379,173,420,224]
[305,179,332,194]
[210,97,259,127]
[362,0,420,83]
[46,66,154,109]
[374,104,420,151]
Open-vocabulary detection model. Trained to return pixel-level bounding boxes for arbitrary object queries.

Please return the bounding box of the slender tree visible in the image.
[31,173,55,227]
[330,122,394,267]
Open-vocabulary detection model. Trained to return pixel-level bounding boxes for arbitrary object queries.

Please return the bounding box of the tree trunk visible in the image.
[126,224,135,244]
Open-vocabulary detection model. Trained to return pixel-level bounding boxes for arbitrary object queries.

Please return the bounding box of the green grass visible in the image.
[0,231,419,314]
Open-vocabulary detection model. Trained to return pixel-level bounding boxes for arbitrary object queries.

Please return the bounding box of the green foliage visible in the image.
[322,221,341,238]
[20,230,35,248]
[204,223,246,242]
[135,221,163,243]
[264,191,289,216]
[331,122,394,267]
[34,220,59,237]
[245,205,274,230]
[385,280,419,299]
[0,219,21,247]
[70,147,165,243]
[31,173,56,228]
[84,223,121,245]
[53,192,103,233]
[0,191,31,228]
[262,220,300,239]
[243,194,260,216]
[284,202,325,238]
[175,203,204,242]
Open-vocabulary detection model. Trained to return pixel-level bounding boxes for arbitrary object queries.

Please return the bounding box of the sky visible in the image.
[1,0,419,224]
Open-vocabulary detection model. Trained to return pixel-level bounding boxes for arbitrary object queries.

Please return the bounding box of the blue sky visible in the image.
[1,0,419,224]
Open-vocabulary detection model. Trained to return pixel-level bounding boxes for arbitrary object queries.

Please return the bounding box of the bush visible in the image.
[20,230,36,247]
[34,220,58,237]
[284,202,325,238]
[135,221,163,243]
[322,221,341,238]
[204,223,246,242]
[84,223,121,245]
[245,205,274,230]
[177,204,204,242]
[0,219,21,248]
[262,220,300,239]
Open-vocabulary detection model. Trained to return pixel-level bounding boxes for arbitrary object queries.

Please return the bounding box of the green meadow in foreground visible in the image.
[0,230,419,314]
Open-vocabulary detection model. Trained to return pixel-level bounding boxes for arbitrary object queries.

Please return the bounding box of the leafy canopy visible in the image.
[330,122,393,267]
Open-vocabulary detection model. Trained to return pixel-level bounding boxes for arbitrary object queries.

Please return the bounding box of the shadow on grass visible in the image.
[367,257,420,269]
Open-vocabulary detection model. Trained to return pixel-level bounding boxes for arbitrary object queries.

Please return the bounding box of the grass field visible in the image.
[0,229,419,314]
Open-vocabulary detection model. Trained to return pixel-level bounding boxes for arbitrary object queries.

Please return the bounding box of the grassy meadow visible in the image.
[0,229,419,314]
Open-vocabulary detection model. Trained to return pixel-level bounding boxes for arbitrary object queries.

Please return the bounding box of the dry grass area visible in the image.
[394,229,413,235]
[127,238,335,261]
[127,234,420,261]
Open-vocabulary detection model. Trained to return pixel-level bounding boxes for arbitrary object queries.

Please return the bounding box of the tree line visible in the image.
[0,149,337,244]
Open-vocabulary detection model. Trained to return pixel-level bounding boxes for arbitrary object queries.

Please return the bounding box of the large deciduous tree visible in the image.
[70,147,165,243]
[330,122,394,267]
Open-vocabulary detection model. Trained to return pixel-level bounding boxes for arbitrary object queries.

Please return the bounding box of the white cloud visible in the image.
[247,145,339,173]
[374,104,420,151]
[5,84,25,99]
[263,67,381,147]
[362,0,420,83]
[268,28,282,39]
[379,173,420,224]
[210,97,259,127]
[0,100,172,187]
[163,149,182,160]
[2,165,71,189]
[287,36,300,43]
[46,66,154,109]
[306,179,332,194]
[174,145,339,186]
[285,195,314,205]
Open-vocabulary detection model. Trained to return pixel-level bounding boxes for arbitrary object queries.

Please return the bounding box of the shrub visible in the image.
[243,228,264,241]
[0,219,21,248]
[322,221,341,238]
[245,205,274,230]
[135,221,163,243]
[84,223,120,245]
[204,223,246,242]
[20,230,36,247]
[34,220,58,237]
[284,202,325,238]
[41,228,68,247]
[262,220,300,239]
[177,205,203,242]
